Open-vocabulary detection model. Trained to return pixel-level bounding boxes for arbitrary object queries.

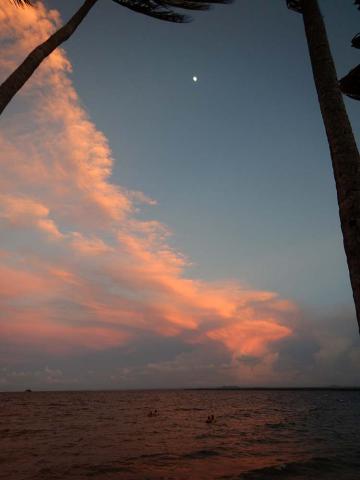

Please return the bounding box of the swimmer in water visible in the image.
[148,409,159,417]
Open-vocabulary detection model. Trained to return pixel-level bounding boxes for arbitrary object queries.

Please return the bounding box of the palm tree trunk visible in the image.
[301,0,360,332]
[0,0,99,116]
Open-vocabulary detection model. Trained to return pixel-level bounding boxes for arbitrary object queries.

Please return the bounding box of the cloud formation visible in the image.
[0,2,358,389]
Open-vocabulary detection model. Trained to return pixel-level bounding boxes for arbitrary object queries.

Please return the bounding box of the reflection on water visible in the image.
[0,390,359,479]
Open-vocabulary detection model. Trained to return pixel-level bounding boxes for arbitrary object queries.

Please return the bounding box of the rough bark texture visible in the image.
[0,0,99,115]
[302,0,360,331]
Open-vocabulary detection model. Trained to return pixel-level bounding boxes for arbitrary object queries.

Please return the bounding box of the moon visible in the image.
[192,76,198,83]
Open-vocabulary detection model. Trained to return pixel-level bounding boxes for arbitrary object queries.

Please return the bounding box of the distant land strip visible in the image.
[186,386,360,391]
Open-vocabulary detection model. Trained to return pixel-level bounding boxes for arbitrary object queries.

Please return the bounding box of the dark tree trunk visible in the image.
[301,0,360,331]
[0,0,99,116]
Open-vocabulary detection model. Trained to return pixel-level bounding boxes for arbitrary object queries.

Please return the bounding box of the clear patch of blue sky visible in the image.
[46,0,359,308]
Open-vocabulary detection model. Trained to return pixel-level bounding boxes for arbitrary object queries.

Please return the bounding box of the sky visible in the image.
[0,0,359,390]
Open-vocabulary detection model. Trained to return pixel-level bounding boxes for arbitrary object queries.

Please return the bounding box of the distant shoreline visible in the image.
[187,386,360,391]
[1,386,360,393]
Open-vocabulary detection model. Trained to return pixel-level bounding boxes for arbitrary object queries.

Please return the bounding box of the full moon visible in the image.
[192,76,198,83]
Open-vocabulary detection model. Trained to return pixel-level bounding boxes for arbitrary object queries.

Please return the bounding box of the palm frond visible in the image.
[112,0,232,23]
[161,0,211,12]
[112,0,189,22]
[10,0,33,6]
[286,0,302,13]
[351,33,360,49]
[191,0,232,4]
[339,64,360,101]
[160,0,232,10]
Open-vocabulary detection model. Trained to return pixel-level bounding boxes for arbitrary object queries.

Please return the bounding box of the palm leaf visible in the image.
[161,1,211,12]
[352,33,360,49]
[286,0,302,13]
[112,0,189,22]
[112,0,232,23]
[10,0,33,6]
[339,64,360,101]
[160,0,232,11]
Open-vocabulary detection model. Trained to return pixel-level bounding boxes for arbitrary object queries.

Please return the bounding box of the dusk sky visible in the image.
[0,0,359,390]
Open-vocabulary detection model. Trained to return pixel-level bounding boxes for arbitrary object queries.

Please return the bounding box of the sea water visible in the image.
[1,389,359,479]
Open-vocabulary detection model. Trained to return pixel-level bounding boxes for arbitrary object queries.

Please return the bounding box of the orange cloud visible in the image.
[0,194,63,238]
[0,309,129,354]
[0,1,295,378]
[207,320,291,357]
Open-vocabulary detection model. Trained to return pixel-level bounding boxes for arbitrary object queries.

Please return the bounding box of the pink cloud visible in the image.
[0,194,63,238]
[0,309,129,354]
[0,1,296,381]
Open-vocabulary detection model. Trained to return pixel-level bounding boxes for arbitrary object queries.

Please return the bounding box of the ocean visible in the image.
[1,389,359,479]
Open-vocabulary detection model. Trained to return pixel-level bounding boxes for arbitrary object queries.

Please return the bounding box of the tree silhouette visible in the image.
[287,0,360,332]
[0,0,230,115]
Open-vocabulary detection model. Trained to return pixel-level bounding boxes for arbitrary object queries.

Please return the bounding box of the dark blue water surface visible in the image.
[0,389,359,479]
